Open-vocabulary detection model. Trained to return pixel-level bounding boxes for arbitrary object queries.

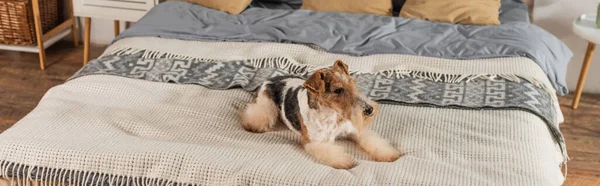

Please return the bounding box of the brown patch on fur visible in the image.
[307,92,320,109]
[304,71,326,95]
[298,112,310,145]
[262,89,272,98]
[304,60,361,125]
[332,60,349,75]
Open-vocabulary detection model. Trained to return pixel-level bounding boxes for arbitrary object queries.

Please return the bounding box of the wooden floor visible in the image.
[0,42,599,185]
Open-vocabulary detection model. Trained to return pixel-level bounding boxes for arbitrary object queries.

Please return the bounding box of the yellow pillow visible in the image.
[399,0,501,26]
[185,0,252,14]
[301,0,393,16]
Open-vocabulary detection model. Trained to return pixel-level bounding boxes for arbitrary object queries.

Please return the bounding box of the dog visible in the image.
[240,60,401,169]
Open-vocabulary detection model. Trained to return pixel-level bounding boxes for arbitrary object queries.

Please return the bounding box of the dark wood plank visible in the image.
[0,41,598,185]
[564,168,600,186]
[557,94,600,185]
[0,41,105,134]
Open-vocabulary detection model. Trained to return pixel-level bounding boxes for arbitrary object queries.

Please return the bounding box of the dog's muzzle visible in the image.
[363,106,374,116]
[357,97,374,116]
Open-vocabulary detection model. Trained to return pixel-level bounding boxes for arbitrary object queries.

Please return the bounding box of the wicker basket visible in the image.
[0,0,60,46]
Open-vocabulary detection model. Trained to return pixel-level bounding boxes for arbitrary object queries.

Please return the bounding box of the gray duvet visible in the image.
[115,1,572,95]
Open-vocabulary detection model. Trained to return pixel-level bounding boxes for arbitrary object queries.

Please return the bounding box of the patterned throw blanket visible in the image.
[71,52,567,162]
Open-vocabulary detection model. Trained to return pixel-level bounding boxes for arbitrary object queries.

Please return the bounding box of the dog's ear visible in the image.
[333,60,349,75]
[304,71,326,94]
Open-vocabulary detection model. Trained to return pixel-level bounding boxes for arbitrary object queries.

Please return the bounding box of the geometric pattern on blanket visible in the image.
[69,52,567,163]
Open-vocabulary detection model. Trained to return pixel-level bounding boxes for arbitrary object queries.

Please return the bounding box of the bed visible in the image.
[0,0,573,185]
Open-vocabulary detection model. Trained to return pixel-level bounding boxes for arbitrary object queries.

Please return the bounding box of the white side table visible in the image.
[73,0,161,64]
[572,14,600,109]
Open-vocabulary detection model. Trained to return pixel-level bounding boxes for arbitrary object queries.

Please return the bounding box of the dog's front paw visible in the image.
[371,146,401,162]
[353,130,402,163]
[304,142,357,169]
[329,154,357,169]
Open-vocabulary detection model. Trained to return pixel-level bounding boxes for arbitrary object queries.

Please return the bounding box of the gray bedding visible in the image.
[499,0,531,23]
[115,1,572,95]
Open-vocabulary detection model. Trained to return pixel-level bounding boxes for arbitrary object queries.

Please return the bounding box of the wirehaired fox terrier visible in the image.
[240,60,401,169]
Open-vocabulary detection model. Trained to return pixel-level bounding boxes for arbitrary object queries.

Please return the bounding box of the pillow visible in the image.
[301,0,393,16]
[185,0,252,14]
[399,0,501,25]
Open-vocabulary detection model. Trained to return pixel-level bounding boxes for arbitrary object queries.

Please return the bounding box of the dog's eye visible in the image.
[333,88,344,94]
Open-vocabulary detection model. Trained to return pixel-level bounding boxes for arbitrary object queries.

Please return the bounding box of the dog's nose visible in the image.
[364,106,374,116]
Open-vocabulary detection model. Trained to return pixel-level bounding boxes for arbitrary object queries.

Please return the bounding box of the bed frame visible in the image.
[0,1,536,186]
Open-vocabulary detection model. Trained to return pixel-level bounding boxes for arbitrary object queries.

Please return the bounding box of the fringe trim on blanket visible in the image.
[0,161,188,186]
[248,58,550,90]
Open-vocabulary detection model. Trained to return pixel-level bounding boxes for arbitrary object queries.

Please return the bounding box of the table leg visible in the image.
[114,20,120,37]
[125,21,131,29]
[572,42,595,109]
[68,0,78,47]
[32,0,46,70]
[84,17,91,65]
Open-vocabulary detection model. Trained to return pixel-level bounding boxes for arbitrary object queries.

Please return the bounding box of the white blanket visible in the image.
[0,38,566,185]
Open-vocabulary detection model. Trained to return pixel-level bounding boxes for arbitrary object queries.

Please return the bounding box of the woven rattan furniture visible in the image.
[0,0,77,70]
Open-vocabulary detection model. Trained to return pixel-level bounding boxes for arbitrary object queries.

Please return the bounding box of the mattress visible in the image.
[0,1,572,186]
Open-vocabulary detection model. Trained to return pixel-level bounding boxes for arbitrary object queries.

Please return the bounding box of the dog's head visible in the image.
[303,60,378,129]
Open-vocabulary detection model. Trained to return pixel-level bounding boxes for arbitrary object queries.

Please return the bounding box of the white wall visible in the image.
[81,0,600,94]
[534,0,600,94]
